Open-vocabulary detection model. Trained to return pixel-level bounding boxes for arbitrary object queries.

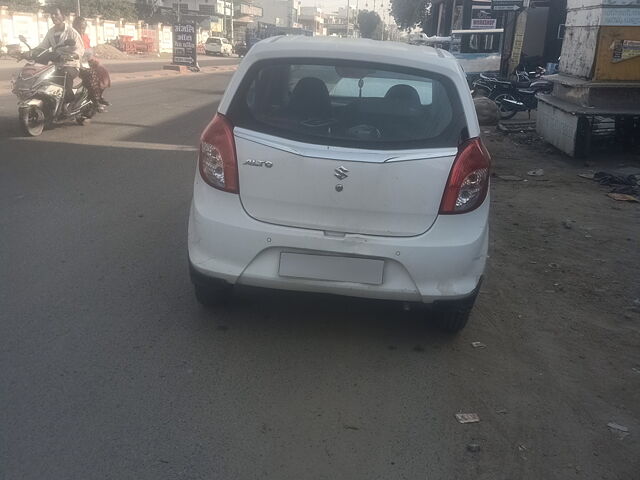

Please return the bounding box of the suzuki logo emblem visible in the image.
[334,166,349,180]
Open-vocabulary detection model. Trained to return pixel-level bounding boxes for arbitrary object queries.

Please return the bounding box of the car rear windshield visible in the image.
[228,59,467,150]
[207,38,221,44]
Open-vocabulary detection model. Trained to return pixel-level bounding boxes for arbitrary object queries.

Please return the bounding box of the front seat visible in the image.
[383,84,423,139]
[384,84,421,110]
[288,77,332,120]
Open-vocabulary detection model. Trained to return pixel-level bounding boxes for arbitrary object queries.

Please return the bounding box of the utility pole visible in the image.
[346,0,350,37]
[223,1,227,38]
[77,0,81,16]
[229,0,234,42]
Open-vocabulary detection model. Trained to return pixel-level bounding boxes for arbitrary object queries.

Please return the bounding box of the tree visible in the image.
[357,10,382,39]
[389,0,430,30]
[5,0,42,13]
[51,0,139,21]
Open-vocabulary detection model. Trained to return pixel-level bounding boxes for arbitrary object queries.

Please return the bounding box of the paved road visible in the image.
[0,55,239,83]
[1,69,638,479]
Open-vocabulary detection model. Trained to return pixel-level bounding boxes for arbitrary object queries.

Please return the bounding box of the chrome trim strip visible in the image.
[234,127,458,163]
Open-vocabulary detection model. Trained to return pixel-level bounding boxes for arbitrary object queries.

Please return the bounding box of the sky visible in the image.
[300,0,393,19]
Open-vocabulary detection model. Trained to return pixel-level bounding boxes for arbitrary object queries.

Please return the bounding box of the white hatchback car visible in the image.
[204,36,233,56]
[188,36,490,332]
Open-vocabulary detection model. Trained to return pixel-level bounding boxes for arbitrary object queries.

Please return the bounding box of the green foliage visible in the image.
[357,10,382,39]
[49,0,139,21]
[390,0,430,30]
[5,0,42,13]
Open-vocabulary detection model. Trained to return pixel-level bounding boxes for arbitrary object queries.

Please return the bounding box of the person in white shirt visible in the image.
[31,7,85,103]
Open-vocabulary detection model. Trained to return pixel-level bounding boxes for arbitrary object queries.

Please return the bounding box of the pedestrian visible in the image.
[73,16,111,108]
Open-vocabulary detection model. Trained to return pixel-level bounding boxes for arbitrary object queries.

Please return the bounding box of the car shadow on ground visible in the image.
[193,285,459,347]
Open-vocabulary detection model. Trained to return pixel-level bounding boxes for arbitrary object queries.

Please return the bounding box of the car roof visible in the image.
[247,36,460,75]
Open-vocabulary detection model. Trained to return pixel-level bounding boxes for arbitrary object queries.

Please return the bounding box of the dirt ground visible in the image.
[471,127,640,479]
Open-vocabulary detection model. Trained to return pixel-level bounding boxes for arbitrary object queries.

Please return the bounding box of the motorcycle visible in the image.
[11,35,96,136]
[492,76,553,120]
[472,69,553,120]
[471,67,546,98]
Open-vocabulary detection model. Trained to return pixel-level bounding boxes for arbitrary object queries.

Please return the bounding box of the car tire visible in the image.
[194,282,232,307]
[431,305,472,333]
[429,281,481,333]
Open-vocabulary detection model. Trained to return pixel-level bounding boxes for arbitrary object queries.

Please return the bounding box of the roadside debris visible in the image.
[527,168,544,177]
[498,120,536,133]
[496,408,508,415]
[607,193,639,202]
[607,422,630,439]
[578,172,595,180]
[497,174,523,181]
[471,341,487,349]
[581,168,640,201]
[455,413,480,424]
[562,219,574,229]
[467,443,481,453]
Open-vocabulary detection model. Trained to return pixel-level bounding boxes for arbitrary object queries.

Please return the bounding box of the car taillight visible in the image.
[439,137,491,214]
[199,113,239,193]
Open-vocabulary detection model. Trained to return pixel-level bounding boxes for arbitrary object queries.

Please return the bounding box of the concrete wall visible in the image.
[259,0,295,27]
[559,25,600,78]
[560,0,640,78]
[0,7,204,54]
[536,99,579,157]
[0,7,143,47]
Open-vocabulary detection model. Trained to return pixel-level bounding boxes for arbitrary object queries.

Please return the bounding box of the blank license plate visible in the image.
[279,253,384,285]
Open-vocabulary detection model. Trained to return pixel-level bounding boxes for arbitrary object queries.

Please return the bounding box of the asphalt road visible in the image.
[1,69,638,479]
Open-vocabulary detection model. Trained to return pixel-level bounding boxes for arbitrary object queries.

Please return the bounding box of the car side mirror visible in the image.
[19,35,27,43]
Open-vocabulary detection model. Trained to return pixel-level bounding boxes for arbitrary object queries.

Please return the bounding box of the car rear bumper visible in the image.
[188,178,489,303]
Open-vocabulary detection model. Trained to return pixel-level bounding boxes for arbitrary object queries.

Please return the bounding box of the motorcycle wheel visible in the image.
[472,87,491,98]
[19,105,46,137]
[493,93,518,120]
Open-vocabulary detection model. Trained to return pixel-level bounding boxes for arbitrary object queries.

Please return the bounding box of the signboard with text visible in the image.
[471,18,498,29]
[172,22,197,67]
[491,0,524,10]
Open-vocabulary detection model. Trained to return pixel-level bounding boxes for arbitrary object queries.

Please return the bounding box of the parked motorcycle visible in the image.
[472,69,553,120]
[10,35,96,136]
[492,77,553,120]
[471,67,546,98]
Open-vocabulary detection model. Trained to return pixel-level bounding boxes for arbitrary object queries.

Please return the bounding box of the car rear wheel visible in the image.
[431,306,472,333]
[428,284,480,333]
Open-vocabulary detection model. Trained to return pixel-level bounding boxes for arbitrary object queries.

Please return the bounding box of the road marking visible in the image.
[11,137,198,152]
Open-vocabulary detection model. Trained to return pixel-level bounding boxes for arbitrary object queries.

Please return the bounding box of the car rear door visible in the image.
[228,60,468,237]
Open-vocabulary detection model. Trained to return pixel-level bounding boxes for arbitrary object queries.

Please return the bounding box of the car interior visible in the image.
[241,63,461,147]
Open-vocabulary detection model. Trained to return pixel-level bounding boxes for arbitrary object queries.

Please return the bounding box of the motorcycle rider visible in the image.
[28,7,84,108]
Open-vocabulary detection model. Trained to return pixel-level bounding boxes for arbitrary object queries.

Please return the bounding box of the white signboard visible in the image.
[471,18,497,29]
[602,8,640,26]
